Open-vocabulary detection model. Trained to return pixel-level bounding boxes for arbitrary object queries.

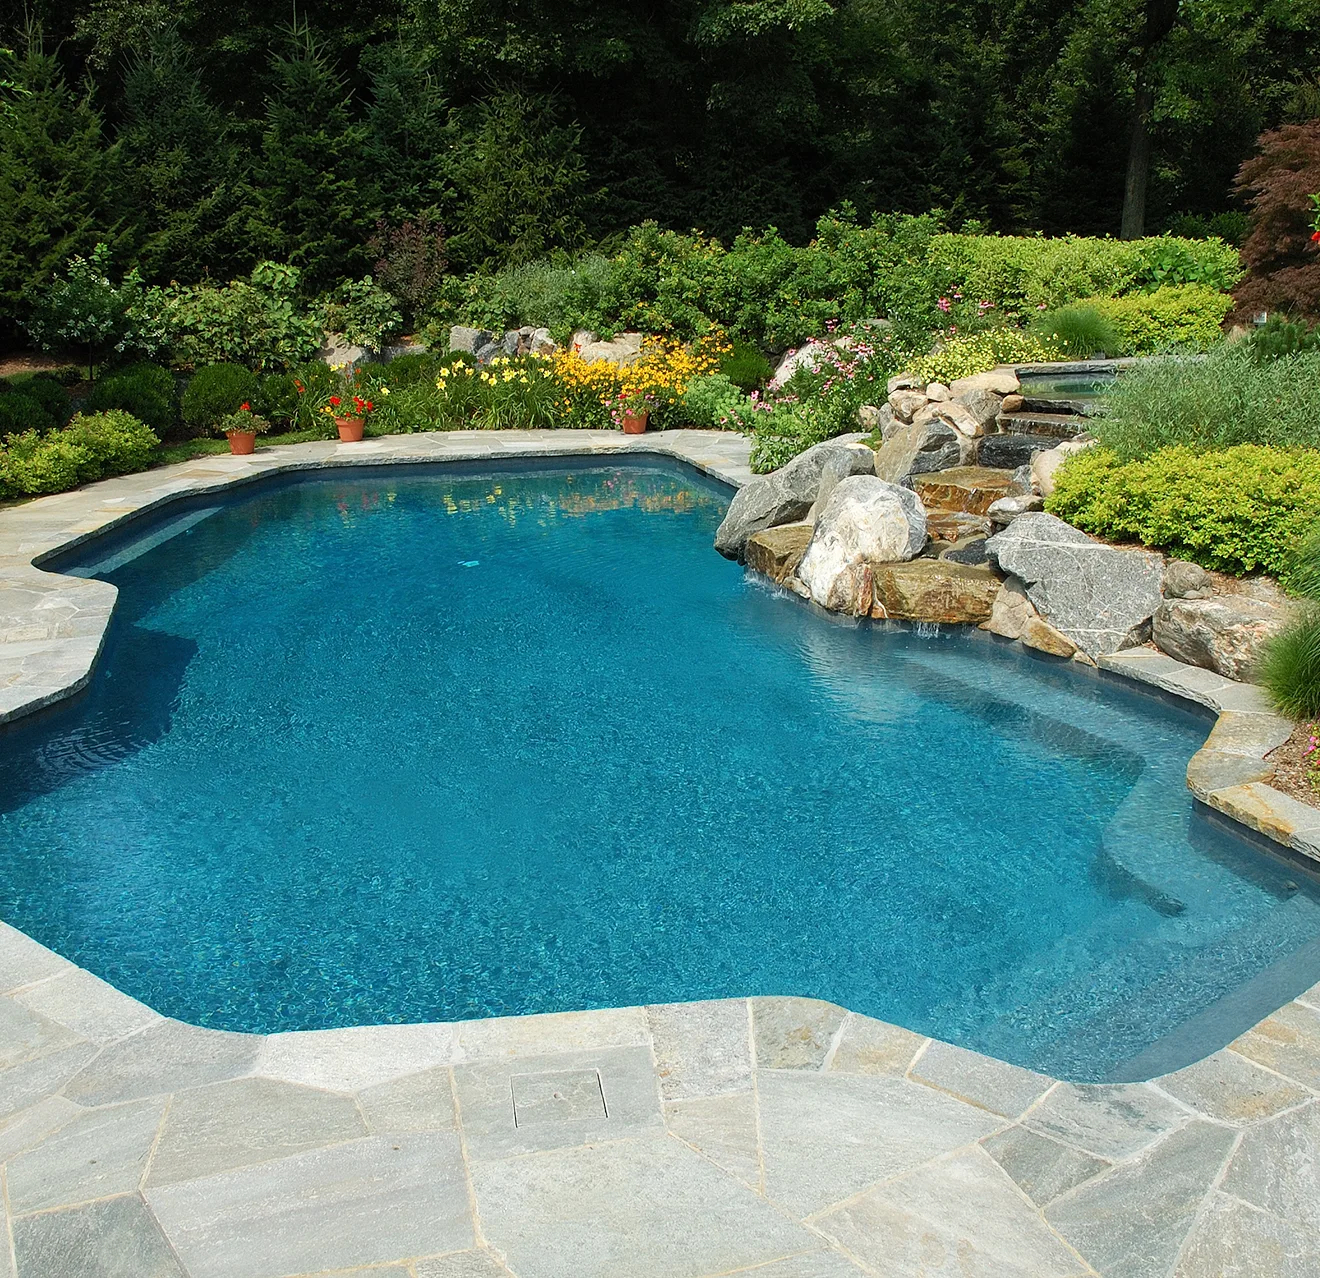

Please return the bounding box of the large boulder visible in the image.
[745,523,814,584]
[448,326,492,354]
[913,467,1016,516]
[978,433,1058,471]
[1162,560,1213,600]
[986,512,1164,658]
[1152,596,1290,681]
[713,439,874,561]
[579,332,644,366]
[982,576,1037,640]
[956,388,1004,434]
[888,389,929,423]
[950,368,1020,397]
[796,477,927,612]
[870,560,1001,624]
[1030,438,1095,499]
[873,418,963,484]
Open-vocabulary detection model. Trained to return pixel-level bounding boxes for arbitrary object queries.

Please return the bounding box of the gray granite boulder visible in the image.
[448,326,492,354]
[958,387,1004,434]
[985,513,1164,658]
[979,433,1058,471]
[713,438,874,561]
[986,493,1044,526]
[797,476,927,612]
[1153,596,1289,681]
[1163,560,1213,600]
[873,417,963,485]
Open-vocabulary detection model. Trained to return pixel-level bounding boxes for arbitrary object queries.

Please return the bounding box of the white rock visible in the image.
[1031,438,1096,499]
[950,368,1020,397]
[926,381,952,402]
[796,476,928,612]
[888,390,929,423]
[888,373,925,395]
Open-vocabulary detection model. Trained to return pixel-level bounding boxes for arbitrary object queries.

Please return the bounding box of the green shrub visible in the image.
[62,410,160,474]
[682,374,752,430]
[1031,305,1122,358]
[907,329,1058,383]
[1080,285,1232,354]
[1282,526,1320,599]
[1092,347,1320,460]
[0,390,57,438]
[12,374,72,426]
[165,262,323,372]
[1046,444,1320,575]
[85,362,177,435]
[0,410,159,497]
[257,372,301,428]
[181,364,261,432]
[719,340,773,392]
[1258,616,1320,719]
[321,277,403,353]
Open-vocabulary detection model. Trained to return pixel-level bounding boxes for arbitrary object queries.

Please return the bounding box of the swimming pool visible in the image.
[2,459,1318,1081]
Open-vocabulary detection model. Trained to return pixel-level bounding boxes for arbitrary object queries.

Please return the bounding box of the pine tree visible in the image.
[251,21,371,292]
[120,25,253,283]
[0,39,129,333]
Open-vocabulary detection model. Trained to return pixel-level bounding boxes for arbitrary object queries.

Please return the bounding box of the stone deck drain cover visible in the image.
[511,1069,608,1126]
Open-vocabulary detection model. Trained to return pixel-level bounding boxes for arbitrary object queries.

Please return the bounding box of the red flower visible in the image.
[239,402,250,411]
[329,396,341,407]
[1312,231,1320,242]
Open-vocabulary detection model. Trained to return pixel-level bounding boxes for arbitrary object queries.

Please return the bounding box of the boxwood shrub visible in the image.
[181,363,261,432]
[86,362,178,436]
[1046,444,1320,576]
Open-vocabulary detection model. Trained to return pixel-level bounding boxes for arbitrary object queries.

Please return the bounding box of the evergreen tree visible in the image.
[0,38,128,334]
[250,21,371,292]
[120,25,252,282]
[362,35,451,223]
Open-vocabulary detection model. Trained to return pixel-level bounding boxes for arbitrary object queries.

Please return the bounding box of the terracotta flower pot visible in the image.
[621,412,649,435]
[335,416,365,442]
[226,429,257,456]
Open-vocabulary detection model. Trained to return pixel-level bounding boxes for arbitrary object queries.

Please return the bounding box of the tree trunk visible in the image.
[1121,81,1155,240]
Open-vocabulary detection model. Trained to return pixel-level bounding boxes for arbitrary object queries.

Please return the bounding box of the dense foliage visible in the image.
[0,0,1316,344]
[1046,444,1320,576]
[0,410,158,496]
[1262,530,1320,717]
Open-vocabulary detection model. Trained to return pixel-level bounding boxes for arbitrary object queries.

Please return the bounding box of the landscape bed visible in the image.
[2,456,1319,1083]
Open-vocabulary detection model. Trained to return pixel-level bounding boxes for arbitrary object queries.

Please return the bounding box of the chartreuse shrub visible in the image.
[1092,348,1320,460]
[1260,528,1320,719]
[1078,285,1232,354]
[0,411,159,497]
[85,362,177,435]
[1046,444,1320,577]
[907,329,1058,384]
[181,364,261,432]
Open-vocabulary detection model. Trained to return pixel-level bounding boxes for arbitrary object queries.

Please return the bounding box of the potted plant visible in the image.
[218,403,270,455]
[321,392,375,442]
[612,388,656,435]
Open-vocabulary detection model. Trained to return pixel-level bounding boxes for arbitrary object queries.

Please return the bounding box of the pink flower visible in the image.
[937,298,951,313]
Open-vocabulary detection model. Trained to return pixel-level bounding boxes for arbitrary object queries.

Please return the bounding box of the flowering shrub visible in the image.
[907,329,1060,384]
[217,405,271,437]
[1303,727,1320,790]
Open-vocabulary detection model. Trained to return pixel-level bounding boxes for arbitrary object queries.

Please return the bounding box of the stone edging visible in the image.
[1,425,1316,864]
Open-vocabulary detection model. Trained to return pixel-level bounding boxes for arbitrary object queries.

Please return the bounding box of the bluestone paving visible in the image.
[2,434,1320,1274]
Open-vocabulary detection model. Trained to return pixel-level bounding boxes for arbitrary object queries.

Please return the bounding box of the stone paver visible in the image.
[1,434,1320,1274]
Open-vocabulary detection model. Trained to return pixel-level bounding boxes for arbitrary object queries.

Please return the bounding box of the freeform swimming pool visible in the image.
[2,459,1318,1081]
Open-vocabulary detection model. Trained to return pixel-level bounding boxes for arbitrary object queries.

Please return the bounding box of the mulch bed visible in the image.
[1266,724,1320,810]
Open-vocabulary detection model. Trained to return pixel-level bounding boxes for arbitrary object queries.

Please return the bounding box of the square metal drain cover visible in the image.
[511,1068,608,1127]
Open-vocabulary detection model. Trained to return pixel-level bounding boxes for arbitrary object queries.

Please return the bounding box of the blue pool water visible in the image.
[3,460,1320,1081]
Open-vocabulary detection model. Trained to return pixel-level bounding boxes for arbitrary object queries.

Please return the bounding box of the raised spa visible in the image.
[2,460,1318,1082]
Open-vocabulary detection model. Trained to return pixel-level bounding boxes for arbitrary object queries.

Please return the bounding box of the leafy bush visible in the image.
[368,216,448,326]
[63,410,159,474]
[85,361,177,435]
[257,372,301,427]
[0,410,159,497]
[719,340,773,392]
[907,329,1058,383]
[1046,444,1320,575]
[216,408,271,437]
[321,277,403,353]
[181,364,261,432]
[1079,285,1232,354]
[0,387,59,437]
[437,255,616,341]
[1092,347,1320,460]
[12,374,71,426]
[166,262,323,372]
[25,243,171,377]
[682,374,753,429]
[749,396,859,474]
[927,234,1240,324]
[1031,306,1121,358]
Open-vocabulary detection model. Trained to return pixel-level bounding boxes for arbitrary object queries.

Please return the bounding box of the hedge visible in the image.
[1078,285,1233,354]
[1046,444,1320,576]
